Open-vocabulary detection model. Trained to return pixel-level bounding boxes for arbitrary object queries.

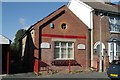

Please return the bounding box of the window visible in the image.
[110,43,114,61]
[50,23,54,28]
[96,45,100,55]
[54,42,74,60]
[109,17,120,32]
[116,42,120,57]
[109,42,120,62]
[61,23,67,29]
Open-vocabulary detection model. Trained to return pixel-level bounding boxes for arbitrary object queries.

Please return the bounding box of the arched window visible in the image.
[94,41,105,56]
[96,44,100,55]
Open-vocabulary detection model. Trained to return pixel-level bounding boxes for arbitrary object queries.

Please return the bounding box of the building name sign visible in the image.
[77,44,85,50]
[41,42,50,49]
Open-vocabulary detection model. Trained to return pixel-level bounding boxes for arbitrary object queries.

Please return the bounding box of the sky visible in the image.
[1,0,120,42]
[2,2,67,42]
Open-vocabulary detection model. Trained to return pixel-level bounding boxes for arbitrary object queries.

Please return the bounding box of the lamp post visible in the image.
[99,14,104,72]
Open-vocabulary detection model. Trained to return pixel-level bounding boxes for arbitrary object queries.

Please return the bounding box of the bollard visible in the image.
[68,60,70,73]
[96,59,99,72]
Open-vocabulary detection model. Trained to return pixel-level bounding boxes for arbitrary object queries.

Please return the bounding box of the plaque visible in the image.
[77,44,85,50]
[41,42,50,49]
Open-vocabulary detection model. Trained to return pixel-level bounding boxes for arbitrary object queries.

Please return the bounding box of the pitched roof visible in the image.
[19,5,71,40]
[85,2,120,14]
[108,35,120,42]
[0,34,11,44]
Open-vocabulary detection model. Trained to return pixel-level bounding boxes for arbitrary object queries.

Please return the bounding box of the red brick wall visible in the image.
[93,13,110,69]
[93,14,110,49]
[33,7,90,72]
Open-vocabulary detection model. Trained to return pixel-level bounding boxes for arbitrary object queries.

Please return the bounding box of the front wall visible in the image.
[40,9,89,71]
[93,13,120,70]
[93,14,110,50]
[93,14,110,68]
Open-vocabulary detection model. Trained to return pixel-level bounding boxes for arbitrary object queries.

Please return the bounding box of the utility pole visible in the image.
[99,14,104,72]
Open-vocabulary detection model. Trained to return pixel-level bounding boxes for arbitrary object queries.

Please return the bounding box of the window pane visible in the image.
[68,48,73,54]
[61,48,66,58]
[111,43,113,51]
[61,42,66,47]
[110,52,114,60]
[54,48,59,59]
[117,52,120,57]
[55,42,59,47]
[117,43,120,52]
[109,17,120,32]
[68,48,73,58]
[68,42,72,47]
[96,45,100,55]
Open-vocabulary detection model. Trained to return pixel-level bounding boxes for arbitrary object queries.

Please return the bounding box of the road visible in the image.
[2,72,110,80]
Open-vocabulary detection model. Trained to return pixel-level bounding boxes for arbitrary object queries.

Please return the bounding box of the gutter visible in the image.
[94,9,120,15]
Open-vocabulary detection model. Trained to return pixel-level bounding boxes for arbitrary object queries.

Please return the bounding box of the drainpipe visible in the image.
[91,29,93,67]
[99,14,104,72]
[90,10,94,67]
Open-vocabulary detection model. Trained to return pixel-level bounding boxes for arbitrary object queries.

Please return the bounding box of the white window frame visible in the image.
[108,42,120,62]
[109,17,120,33]
[94,41,105,56]
[54,41,74,60]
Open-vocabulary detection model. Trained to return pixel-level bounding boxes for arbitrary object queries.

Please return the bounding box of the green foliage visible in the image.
[10,29,26,62]
[12,29,26,49]
[14,29,26,42]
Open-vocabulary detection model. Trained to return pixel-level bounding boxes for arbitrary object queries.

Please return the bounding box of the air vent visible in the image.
[50,23,54,28]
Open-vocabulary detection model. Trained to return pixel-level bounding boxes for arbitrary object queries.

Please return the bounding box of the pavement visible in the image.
[1,72,111,80]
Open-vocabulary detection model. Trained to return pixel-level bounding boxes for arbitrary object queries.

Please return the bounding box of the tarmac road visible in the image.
[2,72,110,80]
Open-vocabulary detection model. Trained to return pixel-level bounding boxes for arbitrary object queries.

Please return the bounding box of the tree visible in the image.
[10,29,26,73]
[14,29,26,50]
[10,29,26,62]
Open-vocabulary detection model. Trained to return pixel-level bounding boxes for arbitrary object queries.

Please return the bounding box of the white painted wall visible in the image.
[22,29,34,57]
[67,0,94,29]
[22,36,27,57]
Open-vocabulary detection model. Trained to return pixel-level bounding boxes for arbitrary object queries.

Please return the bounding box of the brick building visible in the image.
[20,0,120,74]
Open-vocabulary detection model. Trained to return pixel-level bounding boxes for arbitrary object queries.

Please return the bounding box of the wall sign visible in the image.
[77,44,85,50]
[41,42,50,49]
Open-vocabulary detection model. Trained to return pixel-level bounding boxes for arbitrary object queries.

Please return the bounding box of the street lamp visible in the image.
[99,13,104,72]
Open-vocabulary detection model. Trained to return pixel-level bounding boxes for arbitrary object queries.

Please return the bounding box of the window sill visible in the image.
[110,31,120,34]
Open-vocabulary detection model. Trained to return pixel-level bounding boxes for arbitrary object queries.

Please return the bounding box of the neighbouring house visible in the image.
[0,34,11,74]
[19,0,120,74]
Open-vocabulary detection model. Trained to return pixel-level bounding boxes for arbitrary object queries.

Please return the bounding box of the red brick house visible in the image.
[20,0,120,74]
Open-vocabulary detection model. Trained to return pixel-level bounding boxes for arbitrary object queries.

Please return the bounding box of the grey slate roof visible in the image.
[108,36,120,42]
[85,2,120,14]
